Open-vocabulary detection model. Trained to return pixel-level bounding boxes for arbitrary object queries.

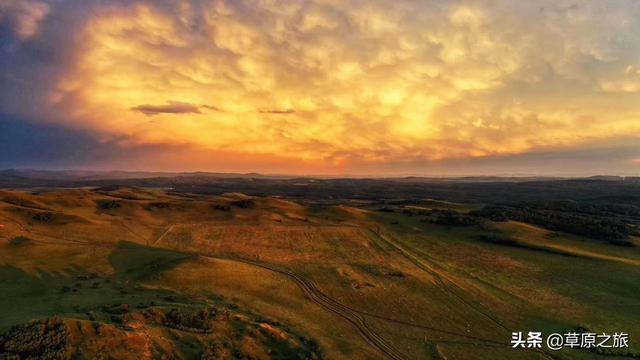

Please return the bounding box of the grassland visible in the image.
[0,186,638,359]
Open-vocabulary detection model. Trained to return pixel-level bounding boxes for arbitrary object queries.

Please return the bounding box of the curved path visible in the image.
[150,224,554,360]
[212,255,558,360]
[206,255,408,360]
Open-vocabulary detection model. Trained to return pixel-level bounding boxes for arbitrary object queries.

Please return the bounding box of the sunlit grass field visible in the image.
[0,187,638,359]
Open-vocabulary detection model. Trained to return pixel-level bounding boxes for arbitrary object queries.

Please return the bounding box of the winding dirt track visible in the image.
[20,223,555,359]
[204,255,408,360]
[213,255,558,360]
[151,225,558,359]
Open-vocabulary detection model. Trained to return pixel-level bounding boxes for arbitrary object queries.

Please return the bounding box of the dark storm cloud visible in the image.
[0,113,113,168]
[0,112,198,170]
[0,0,181,115]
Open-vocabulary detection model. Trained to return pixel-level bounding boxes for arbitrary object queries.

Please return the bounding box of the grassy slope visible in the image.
[0,189,638,359]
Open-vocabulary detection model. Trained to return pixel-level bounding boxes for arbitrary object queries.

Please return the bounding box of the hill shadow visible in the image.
[108,241,194,281]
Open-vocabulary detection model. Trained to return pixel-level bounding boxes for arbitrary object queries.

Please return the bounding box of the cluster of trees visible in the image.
[96,200,121,210]
[538,200,640,217]
[231,199,255,209]
[471,204,636,245]
[0,318,73,360]
[428,209,483,227]
[163,307,218,334]
[391,207,482,227]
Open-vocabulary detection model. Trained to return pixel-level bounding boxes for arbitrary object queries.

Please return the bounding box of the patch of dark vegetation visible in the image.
[146,202,171,210]
[471,203,637,245]
[607,239,635,247]
[230,199,255,209]
[162,307,217,334]
[424,209,483,227]
[0,317,73,360]
[96,200,122,210]
[110,303,323,359]
[260,327,323,360]
[356,264,409,279]
[8,236,32,246]
[31,211,56,223]
[212,203,231,211]
[386,271,408,278]
[76,273,98,281]
[477,233,520,246]
[535,200,640,218]
[102,303,131,316]
[200,340,232,360]
[353,282,375,289]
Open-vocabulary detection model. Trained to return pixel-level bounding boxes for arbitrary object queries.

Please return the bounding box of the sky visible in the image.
[1,0,639,176]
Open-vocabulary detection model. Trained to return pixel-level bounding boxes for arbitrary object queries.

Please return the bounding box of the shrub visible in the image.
[213,204,231,211]
[8,236,31,246]
[31,212,55,223]
[163,307,217,333]
[231,199,255,209]
[97,200,121,210]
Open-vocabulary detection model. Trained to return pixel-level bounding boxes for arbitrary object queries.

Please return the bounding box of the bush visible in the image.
[97,200,121,210]
[31,212,55,223]
[8,236,31,246]
[213,204,231,211]
[146,202,171,210]
[231,199,255,209]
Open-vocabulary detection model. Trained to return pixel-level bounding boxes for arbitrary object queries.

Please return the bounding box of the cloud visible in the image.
[0,0,50,39]
[599,65,640,93]
[200,104,224,112]
[1,0,640,174]
[259,109,296,115]
[131,101,202,116]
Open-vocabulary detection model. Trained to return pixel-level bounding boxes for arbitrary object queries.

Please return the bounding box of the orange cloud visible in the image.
[38,0,640,170]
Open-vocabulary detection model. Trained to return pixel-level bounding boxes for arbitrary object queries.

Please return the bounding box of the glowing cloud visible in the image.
[3,0,640,173]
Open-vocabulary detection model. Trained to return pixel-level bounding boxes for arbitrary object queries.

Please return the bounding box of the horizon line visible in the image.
[1,168,638,180]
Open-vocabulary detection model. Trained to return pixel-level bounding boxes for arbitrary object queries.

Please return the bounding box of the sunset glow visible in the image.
[1,0,640,175]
